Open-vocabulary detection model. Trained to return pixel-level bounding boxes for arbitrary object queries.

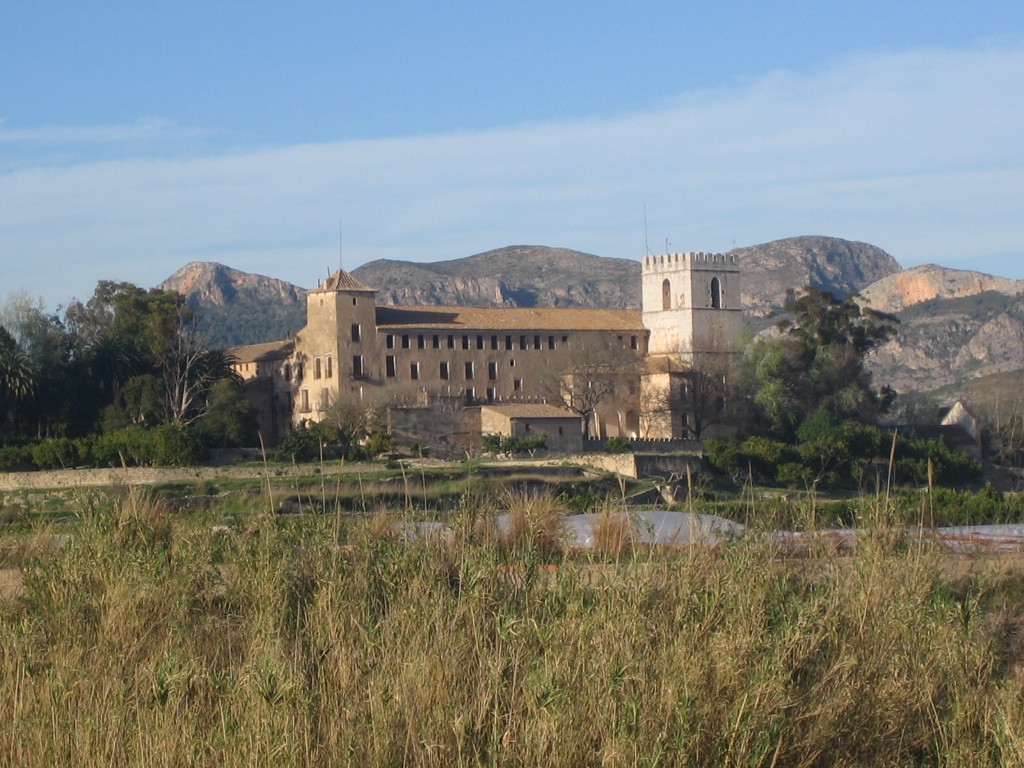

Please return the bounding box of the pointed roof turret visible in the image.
[313,268,376,294]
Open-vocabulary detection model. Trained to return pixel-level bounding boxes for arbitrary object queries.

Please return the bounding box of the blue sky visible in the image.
[2,1,1024,308]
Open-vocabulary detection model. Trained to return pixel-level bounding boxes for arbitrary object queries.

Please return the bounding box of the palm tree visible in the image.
[0,326,35,431]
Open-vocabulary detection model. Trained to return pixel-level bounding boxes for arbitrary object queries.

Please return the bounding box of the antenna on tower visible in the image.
[339,219,344,271]
[644,204,651,257]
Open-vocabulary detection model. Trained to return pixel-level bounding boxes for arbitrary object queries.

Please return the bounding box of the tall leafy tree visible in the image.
[0,325,35,433]
[742,287,898,441]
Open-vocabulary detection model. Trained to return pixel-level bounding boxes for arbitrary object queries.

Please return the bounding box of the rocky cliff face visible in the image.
[158,262,307,350]
[352,247,643,309]
[732,236,902,322]
[861,265,1024,393]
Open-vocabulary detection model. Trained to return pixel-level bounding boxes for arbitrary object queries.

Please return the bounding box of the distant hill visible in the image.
[861,264,1024,393]
[158,262,307,350]
[157,238,1024,398]
[352,246,642,309]
[732,236,901,323]
[160,237,901,350]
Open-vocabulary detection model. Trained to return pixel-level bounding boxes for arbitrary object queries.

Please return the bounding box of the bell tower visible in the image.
[641,251,741,362]
[640,251,742,439]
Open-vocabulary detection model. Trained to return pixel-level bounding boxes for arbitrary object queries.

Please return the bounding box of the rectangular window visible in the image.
[386,334,395,349]
[465,361,474,380]
[465,387,475,402]
[432,334,440,349]
[490,335,498,350]
[314,357,322,379]
[402,334,410,349]
[476,335,484,350]
[631,335,638,350]
[417,334,425,349]
[561,335,568,344]
[505,335,513,350]
[439,361,450,380]
[296,362,303,381]
[385,355,396,378]
[300,389,310,412]
[284,363,291,381]
[534,335,541,349]
[548,335,555,350]
[410,362,420,380]
[352,355,363,378]
[513,378,523,392]
[486,387,496,403]
[488,362,498,380]
[520,335,528,350]
[326,355,333,378]
[351,323,361,342]
[447,335,455,349]
[461,335,469,350]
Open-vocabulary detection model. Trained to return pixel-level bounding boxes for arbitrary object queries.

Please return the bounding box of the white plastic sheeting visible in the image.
[393,513,1024,553]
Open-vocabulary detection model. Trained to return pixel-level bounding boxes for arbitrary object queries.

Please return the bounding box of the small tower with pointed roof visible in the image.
[292,268,379,422]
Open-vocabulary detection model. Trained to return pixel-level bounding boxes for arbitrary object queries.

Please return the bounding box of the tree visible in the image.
[0,325,35,432]
[0,294,74,437]
[537,344,642,439]
[742,287,898,441]
[160,307,238,426]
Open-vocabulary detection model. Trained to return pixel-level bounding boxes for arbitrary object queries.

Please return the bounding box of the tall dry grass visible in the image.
[0,487,1022,766]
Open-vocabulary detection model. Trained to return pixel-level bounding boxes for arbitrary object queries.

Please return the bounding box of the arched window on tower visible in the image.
[662,279,672,310]
[710,277,722,309]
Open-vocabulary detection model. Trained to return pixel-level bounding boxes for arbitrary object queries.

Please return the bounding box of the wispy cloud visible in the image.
[0,116,210,146]
[2,42,1023,307]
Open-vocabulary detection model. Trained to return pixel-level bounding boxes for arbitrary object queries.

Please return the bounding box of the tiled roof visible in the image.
[481,403,580,420]
[224,340,294,363]
[375,305,644,332]
[312,269,376,293]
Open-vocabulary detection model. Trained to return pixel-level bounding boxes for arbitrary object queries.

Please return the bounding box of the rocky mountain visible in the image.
[732,236,901,322]
[158,238,1024,398]
[158,262,307,350]
[351,246,643,309]
[160,238,900,349]
[862,265,1024,394]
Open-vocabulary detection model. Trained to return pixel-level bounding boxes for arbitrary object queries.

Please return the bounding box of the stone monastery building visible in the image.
[228,251,741,451]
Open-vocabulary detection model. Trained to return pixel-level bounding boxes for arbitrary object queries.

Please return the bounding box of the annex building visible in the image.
[227,251,741,452]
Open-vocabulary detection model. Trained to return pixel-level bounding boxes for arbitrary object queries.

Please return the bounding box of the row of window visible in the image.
[386,333,573,352]
[296,384,510,411]
[385,356,522,387]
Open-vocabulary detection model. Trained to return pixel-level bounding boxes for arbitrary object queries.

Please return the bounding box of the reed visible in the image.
[0,488,1021,766]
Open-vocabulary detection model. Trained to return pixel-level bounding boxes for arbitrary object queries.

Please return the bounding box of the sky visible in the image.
[2,1,1024,310]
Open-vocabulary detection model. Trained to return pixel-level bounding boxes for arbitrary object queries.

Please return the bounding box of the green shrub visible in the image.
[363,430,393,458]
[30,437,79,469]
[604,437,632,454]
[0,444,33,471]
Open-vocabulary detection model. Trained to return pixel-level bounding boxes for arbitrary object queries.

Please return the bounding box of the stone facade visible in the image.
[228,251,741,446]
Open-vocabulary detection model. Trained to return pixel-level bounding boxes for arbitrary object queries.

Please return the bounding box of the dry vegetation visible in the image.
[3,488,1024,766]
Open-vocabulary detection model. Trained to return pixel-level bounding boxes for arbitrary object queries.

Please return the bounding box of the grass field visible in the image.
[3,486,1024,766]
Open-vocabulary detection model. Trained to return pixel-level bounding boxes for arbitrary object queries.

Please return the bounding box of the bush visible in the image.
[363,431,393,458]
[30,437,79,469]
[149,424,207,466]
[604,437,632,454]
[0,444,33,471]
[482,433,548,456]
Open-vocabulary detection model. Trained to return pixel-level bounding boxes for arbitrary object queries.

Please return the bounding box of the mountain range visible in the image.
[158,237,1024,397]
